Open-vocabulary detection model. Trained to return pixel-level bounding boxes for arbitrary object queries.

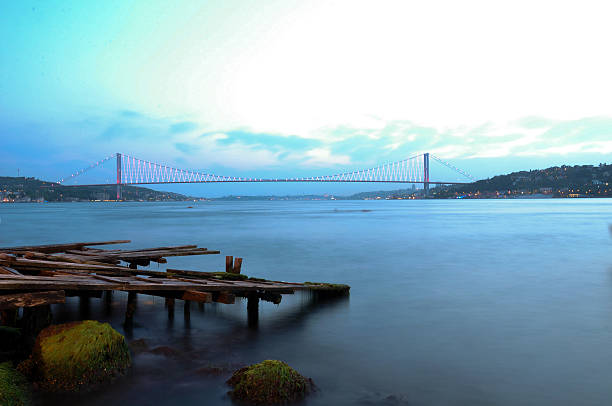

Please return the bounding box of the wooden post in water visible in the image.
[247,293,259,329]
[225,256,233,273]
[104,291,113,316]
[79,295,91,319]
[0,309,17,327]
[184,300,191,326]
[232,257,243,274]
[166,297,175,322]
[123,292,137,333]
[21,305,52,348]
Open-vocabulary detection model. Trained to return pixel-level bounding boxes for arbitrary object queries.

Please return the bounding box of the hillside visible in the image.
[0,177,192,202]
[434,163,612,198]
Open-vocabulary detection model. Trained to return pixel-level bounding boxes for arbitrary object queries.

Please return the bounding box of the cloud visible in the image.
[174,142,200,154]
[302,148,351,167]
[201,130,322,151]
[3,105,612,185]
[170,121,197,134]
[119,110,142,118]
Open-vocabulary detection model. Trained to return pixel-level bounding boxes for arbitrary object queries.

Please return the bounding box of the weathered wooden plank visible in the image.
[72,245,198,255]
[90,274,128,284]
[168,276,208,285]
[0,280,124,291]
[0,240,131,253]
[0,257,129,272]
[0,290,66,309]
[69,248,215,261]
[0,266,22,276]
[225,256,233,273]
[24,251,124,267]
[133,276,163,284]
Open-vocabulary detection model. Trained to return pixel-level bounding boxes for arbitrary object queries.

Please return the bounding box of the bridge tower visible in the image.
[423,152,430,195]
[116,152,122,200]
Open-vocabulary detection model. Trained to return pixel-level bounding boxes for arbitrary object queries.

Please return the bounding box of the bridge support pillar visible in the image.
[423,152,430,195]
[116,152,122,201]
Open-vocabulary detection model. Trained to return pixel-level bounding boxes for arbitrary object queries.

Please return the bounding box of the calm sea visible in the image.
[1,199,612,406]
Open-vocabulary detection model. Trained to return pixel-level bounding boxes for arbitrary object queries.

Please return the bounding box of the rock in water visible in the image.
[0,361,31,406]
[227,360,313,404]
[21,320,131,392]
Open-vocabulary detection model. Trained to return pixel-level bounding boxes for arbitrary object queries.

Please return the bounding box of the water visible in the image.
[1,199,612,405]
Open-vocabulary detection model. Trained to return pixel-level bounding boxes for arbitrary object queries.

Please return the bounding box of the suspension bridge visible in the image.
[57,152,475,199]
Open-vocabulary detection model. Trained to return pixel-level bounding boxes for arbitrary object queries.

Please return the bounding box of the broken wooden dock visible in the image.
[0,240,349,326]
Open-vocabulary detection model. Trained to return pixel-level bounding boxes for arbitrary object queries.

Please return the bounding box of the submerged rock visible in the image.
[129,338,149,354]
[227,360,313,404]
[149,345,181,358]
[19,320,131,392]
[0,361,31,406]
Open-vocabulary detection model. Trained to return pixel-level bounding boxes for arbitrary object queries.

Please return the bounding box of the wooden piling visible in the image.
[0,309,17,327]
[124,292,137,330]
[232,257,243,274]
[184,300,191,325]
[225,256,234,273]
[247,293,259,329]
[166,297,175,321]
[104,290,113,315]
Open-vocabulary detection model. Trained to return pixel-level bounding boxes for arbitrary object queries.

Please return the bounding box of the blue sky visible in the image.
[1,0,612,196]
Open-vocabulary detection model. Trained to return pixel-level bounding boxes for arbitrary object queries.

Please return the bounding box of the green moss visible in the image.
[227,360,312,404]
[304,282,350,292]
[247,277,270,282]
[0,362,31,406]
[25,320,131,392]
[212,272,248,281]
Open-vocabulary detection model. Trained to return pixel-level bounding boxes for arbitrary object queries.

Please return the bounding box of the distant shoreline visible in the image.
[2,195,611,204]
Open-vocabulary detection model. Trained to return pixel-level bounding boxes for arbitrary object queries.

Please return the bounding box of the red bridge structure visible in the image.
[58,152,475,199]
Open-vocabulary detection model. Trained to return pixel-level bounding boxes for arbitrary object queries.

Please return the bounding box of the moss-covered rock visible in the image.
[0,361,31,406]
[21,320,131,392]
[227,360,313,404]
[304,281,350,296]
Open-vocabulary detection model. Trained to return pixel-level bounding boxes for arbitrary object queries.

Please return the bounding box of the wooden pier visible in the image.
[0,240,348,326]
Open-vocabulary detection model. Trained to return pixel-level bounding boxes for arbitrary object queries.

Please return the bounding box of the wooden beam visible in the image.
[0,290,66,309]
[225,256,233,273]
[181,290,212,303]
[214,291,235,304]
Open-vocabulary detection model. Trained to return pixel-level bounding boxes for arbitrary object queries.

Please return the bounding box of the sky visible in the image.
[1,0,612,196]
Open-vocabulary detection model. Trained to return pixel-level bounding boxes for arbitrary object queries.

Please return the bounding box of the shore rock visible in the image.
[0,361,31,406]
[20,320,131,392]
[227,360,313,404]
